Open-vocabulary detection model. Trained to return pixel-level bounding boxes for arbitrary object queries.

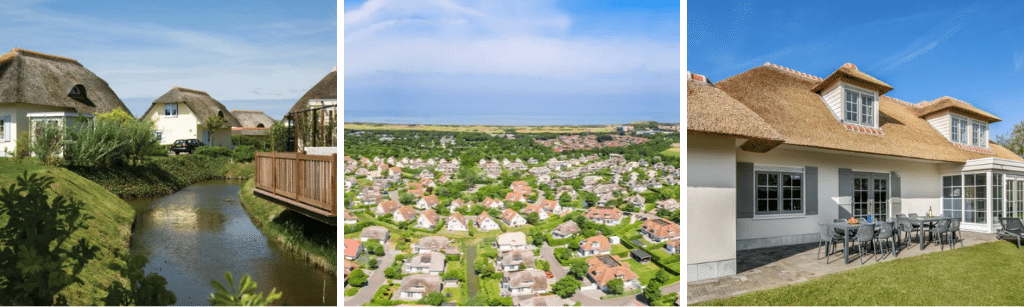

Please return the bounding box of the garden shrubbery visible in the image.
[30,109,161,167]
[232,145,255,162]
[194,146,232,158]
[68,155,229,199]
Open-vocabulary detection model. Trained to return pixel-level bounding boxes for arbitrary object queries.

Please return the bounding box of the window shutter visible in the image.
[737,162,754,219]
[838,168,853,219]
[805,166,818,215]
[891,171,901,207]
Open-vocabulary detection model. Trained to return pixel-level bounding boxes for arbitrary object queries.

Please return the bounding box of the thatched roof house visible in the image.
[230,110,274,135]
[687,72,783,153]
[288,68,337,116]
[0,48,130,155]
[0,48,130,115]
[141,87,240,146]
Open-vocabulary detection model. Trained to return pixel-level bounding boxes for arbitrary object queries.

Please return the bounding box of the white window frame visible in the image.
[153,130,164,143]
[972,119,988,148]
[0,115,10,142]
[753,165,806,219]
[842,84,878,127]
[164,103,178,117]
[951,115,967,144]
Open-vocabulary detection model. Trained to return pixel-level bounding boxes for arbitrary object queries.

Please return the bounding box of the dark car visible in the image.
[170,139,205,155]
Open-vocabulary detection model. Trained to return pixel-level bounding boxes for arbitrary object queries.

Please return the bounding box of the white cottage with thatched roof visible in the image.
[0,48,132,155]
[286,68,337,154]
[688,63,1024,283]
[141,87,240,147]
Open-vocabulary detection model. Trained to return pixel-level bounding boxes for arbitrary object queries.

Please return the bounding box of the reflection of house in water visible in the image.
[253,67,338,225]
[148,207,226,233]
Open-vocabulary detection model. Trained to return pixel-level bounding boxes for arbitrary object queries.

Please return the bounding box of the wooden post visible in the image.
[270,152,277,195]
[297,152,305,204]
[331,153,338,214]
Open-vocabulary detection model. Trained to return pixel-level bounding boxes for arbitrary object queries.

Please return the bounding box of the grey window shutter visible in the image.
[805,166,818,215]
[838,168,853,219]
[890,171,901,199]
[737,162,754,218]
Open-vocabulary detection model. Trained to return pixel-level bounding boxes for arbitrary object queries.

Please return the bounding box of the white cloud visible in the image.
[344,0,679,80]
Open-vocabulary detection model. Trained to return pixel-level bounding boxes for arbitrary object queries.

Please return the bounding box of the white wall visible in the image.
[926,111,951,141]
[147,102,199,145]
[735,145,948,243]
[687,134,737,265]
[0,104,73,156]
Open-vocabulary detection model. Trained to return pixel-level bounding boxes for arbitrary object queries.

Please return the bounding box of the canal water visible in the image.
[127,179,337,305]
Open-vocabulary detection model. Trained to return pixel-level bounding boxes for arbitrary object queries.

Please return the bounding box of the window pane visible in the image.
[767,200,778,211]
[976,186,986,198]
[966,174,974,186]
[976,174,986,185]
[768,187,778,199]
[768,174,778,186]
[953,175,962,186]
[944,176,952,187]
[757,174,767,186]
[757,200,768,212]
[757,187,767,199]
[792,200,801,211]
[791,175,801,186]
[783,175,792,186]
[783,200,792,211]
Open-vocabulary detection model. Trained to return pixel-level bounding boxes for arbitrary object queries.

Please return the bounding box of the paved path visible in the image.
[539,242,567,280]
[344,245,397,306]
[688,231,998,304]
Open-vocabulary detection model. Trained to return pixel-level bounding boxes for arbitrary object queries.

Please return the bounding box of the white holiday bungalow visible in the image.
[142,87,240,147]
[687,62,1024,282]
[0,48,133,155]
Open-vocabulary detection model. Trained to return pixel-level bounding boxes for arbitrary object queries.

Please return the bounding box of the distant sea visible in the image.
[344,110,680,126]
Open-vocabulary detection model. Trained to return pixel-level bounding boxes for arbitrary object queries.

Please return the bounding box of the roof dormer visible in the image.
[813,63,893,131]
[918,96,999,151]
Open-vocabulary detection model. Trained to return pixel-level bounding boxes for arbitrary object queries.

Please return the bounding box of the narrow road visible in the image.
[540,242,566,280]
[573,282,681,306]
[344,244,396,306]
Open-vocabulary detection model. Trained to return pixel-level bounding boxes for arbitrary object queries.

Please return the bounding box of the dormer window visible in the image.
[950,114,988,147]
[844,88,875,126]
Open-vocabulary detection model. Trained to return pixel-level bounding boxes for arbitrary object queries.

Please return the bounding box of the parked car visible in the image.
[170,139,205,155]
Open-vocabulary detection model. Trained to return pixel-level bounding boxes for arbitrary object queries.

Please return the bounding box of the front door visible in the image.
[202,130,211,144]
[853,172,889,221]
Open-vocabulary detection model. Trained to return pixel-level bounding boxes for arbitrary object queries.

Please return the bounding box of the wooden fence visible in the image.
[253,151,338,222]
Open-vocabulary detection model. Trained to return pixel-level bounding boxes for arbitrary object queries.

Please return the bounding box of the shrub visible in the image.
[232,145,255,162]
[208,272,282,306]
[30,121,64,165]
[12,131,30,160]
[195,146,232,158]
[232,134,272,151]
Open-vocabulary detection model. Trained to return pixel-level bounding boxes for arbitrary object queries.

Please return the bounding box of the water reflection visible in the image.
[128,180,337,306]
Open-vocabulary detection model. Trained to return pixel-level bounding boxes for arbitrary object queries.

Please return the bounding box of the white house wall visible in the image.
[735,145,948,250]
[146,103,232,147]
[926,111,951,141]
[687,134,737,282]
[821,83,843,120]
[0,104,72,156]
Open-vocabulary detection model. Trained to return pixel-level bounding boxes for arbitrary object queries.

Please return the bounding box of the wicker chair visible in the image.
[875,222,897,261]
[854,223,876,264]
[818,222,844,263]
[997,217,1024,249]
[929,219,952,251]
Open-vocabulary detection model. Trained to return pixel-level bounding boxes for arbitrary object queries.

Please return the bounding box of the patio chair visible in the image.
[949,219,963,248]
[997,217,1024,249]
[818,222,844,263]
[909,213,919,218]
[875,222,897,261]
[855,223,876,264]
[929,219,952,251]
[897,218,918,250]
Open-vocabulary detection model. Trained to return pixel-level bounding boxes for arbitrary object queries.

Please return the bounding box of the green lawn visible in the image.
[697,241,1024,305]
[611,243,630,257]
[622,258,660,284]
[480,277,502,299]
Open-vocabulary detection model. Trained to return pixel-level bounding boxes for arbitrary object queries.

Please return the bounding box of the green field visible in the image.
[697,241,1024,305]
[659,143,680,158]
[623,258,660,284]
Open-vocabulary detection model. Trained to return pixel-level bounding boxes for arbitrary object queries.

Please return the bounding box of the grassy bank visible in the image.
[0,159,135,305]
[238,178,336,274]
[697,241,1024,305]
[67,155,243,199]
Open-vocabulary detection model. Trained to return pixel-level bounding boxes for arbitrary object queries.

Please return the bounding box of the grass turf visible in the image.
[697,241,1024,305]
[0,158,135,305]
[239,178,337,273]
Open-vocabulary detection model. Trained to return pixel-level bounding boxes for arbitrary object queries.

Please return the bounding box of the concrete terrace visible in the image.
[687,231,1000,304]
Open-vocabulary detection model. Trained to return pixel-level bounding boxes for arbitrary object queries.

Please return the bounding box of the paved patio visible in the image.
[687,230,1003,304]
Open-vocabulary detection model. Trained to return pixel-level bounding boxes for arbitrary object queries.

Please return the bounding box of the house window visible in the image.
[755,170,803,215]
[153,131,163,143]
[164,103,178,117]
[844,89,875,126]
[951,115,968,144]
[0,115,9,141]
[993,174,1003,223]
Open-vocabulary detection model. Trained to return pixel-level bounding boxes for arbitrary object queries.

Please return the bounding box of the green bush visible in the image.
[13,131,30,160]
[232,145,255,162]
[31,120,64,165]
[69,155,229,199]
[194,146,232,158]
[232,134,272,151]
[208,272,281,306]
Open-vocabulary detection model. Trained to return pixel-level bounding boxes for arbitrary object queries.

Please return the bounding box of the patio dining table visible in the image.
[908,217,951,250]
[830,221,880,264]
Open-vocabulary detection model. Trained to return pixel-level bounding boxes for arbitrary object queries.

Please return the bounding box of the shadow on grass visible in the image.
[271,210,337,249]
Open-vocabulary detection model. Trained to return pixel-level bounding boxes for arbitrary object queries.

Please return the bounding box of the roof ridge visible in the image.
[880,95,917,107]
[9,48,82,66]
[173,86,209,95]
[762,62,824,81]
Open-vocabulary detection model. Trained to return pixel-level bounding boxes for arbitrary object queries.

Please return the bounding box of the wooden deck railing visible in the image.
[253,151,337,220]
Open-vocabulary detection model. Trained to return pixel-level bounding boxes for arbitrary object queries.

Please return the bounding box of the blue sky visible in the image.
[0,0,336,119]
[343,0,681,125]
[688,1,1024,139]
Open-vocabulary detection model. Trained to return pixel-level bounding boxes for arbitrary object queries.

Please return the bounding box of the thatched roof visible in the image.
[231,110,275,128]
[713,63,1023,163]
[810,63,893,95]
[916,96,1001,123]
[0,48,131,116]
[288,68,336,116]
[144,87,241,127]
[687,72,784,152]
